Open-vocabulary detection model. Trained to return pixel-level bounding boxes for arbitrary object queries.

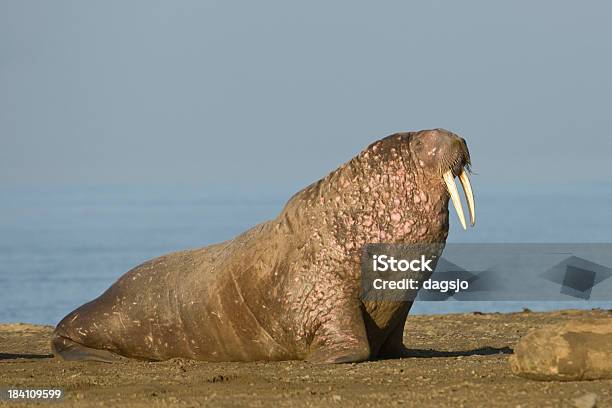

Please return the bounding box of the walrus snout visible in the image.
[410,129,470,174]
[409,129,475,230]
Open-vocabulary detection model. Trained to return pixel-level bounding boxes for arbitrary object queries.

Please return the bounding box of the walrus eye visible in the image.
[442,168,475,230]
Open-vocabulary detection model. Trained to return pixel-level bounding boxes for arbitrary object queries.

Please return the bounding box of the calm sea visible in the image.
[1,185,610,325]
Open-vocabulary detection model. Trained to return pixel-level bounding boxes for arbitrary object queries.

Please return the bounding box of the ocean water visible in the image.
[0,185,611,325]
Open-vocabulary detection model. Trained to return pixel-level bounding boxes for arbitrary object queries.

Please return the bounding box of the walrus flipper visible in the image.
[376,305,412,359]
[51,334,127,363]
[306,299,371,364]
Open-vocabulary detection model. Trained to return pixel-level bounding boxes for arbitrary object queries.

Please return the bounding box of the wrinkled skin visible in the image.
[52,128,471,363]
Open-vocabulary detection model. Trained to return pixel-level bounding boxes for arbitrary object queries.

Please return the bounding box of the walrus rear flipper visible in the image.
[51,333,125,363]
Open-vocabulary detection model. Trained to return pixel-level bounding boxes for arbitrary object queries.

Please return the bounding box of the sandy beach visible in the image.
[1,309,610,407]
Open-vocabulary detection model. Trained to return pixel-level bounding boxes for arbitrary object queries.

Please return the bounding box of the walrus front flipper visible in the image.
[51,334,126,363]
[306,300,371,364]
[376,305,412,359]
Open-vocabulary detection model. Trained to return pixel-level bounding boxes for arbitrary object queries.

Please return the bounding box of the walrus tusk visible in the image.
[458,168,475,226]
[443,170,467,230]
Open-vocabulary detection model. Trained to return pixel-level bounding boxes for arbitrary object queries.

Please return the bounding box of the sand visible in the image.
[1,309,611,407]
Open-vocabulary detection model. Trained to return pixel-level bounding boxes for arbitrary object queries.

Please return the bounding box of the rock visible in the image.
[572,393,598,408]
[509,318,612,381]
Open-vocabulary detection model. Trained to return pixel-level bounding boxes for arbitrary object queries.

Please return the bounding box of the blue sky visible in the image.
[1,1,611,192]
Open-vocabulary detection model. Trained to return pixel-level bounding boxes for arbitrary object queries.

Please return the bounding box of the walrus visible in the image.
[52,128,475,363]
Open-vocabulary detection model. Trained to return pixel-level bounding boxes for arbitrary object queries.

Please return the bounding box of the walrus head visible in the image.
[405,128,475,230]
[284,128,475,262]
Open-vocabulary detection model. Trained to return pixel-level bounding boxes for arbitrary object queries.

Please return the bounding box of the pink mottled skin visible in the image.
[52,129,471,364]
